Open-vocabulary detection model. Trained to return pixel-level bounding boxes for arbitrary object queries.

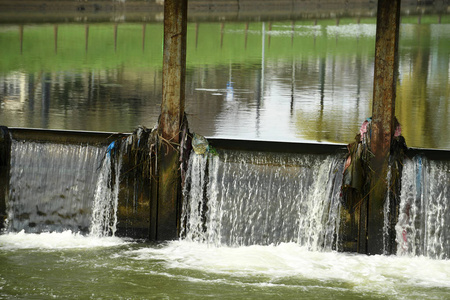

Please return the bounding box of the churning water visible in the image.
[1,230,450,299]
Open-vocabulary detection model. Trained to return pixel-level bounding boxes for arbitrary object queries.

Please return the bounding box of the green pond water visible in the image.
[0,16,449,149]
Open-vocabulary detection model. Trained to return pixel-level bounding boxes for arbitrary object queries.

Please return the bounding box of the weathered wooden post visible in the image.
[367,0,401,255]
[157,0,188,240]
[85,24,89,53]
[54,25,58,54]
[19,25,23,54]
[114,24,118,53]
[142,23,146,52]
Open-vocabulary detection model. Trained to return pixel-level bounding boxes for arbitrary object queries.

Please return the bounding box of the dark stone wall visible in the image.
[0,127,11,230]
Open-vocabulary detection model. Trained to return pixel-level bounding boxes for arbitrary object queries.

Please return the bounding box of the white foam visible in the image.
[0,230,129,250]
[125,241,450,295]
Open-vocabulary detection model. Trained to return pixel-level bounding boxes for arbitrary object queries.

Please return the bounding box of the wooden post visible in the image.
[157,0,188,240]
[220,23,224,48]
[142,23,146,52]
[114,24,118,53]
[244,22,249,49]
[367,0,401,255]
[54,25,58,54]
[195,23,199,49]
[85,24,89,53]
[19,25,23,54]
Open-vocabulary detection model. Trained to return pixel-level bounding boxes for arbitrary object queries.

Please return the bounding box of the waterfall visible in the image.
[181,150,344,250]
[396,156,450,259]
[383,166,392,254]
[7,140,104,233]
[5,129,154,238]
[89,150,122,237]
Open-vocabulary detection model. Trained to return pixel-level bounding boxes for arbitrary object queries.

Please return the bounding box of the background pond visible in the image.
[0,16,449,148]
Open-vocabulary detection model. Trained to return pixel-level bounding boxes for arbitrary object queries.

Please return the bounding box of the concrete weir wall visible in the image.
[0,127,348,238]
[0,127,349,238]
[1,127,449,244]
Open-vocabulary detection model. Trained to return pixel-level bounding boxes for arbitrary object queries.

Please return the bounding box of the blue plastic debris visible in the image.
[107,141,115,157]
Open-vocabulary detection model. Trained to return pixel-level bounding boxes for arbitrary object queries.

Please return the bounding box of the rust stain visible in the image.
[371,0,401,164]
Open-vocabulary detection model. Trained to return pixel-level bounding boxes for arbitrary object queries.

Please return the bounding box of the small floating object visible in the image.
[192,133,209,155]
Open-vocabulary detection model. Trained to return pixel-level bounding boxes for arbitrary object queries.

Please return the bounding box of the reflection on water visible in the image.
[0,18,449,149]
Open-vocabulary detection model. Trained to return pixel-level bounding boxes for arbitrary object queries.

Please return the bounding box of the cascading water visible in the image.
[89,145,123,237]
[396,156,450,259]
[181,149,344,251]
[4,129,156,238]
[6,140,104,233]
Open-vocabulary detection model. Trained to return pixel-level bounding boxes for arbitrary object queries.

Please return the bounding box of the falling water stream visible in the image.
[6,140,105,233]
[396,156,450,259]
[89,147,122,237]
[1,143,450,299]
[181,151,343,250]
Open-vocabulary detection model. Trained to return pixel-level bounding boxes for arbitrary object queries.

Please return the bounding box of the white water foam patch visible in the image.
[125,240,450,296]
[0,230,128,250]
[396,156,450,259]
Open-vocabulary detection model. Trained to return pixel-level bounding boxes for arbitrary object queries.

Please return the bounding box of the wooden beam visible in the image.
[157,0,188,240]
[367,0,401,255]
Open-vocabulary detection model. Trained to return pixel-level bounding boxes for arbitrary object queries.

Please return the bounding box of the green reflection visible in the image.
[0,17,449,149]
